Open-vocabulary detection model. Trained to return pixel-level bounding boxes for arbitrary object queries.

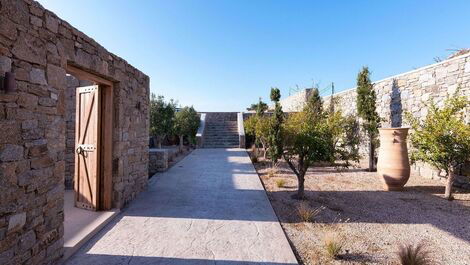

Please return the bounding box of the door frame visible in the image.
[66,64,114,210]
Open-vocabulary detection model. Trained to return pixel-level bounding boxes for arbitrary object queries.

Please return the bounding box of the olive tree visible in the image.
[406,94,470,200]
[247,97,268,114]
[282,107,334,199]
[174,106,200,150]
[149,94,177,148]
[245,114,272,159]
[326,110,361,167]
[356,67,380,171]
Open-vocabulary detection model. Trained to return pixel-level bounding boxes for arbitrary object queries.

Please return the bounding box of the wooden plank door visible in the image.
[74,85,101,211]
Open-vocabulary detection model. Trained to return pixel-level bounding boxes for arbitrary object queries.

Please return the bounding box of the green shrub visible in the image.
[149,94,177,148]
[406,92,470,200]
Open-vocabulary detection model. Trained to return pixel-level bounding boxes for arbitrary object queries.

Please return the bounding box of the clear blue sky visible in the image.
[38,0,470,112]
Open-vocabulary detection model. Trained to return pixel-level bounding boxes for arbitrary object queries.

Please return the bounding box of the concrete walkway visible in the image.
[65,149,298,265]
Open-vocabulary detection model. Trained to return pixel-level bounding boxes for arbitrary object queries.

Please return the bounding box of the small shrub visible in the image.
[397,243,432,265]
[275,179,286,188]
[323,232,344,259]
[297,202,324,222]
[251,156,258,163]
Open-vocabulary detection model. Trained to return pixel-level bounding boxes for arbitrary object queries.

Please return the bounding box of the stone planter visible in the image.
[377,128,411,191]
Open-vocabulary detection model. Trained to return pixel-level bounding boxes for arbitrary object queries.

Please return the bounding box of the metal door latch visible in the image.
[76,144,96,156]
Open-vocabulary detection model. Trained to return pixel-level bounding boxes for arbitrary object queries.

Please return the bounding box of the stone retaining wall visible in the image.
[279,53,470,187]
[323,54,470,186]
[0,0,150,264]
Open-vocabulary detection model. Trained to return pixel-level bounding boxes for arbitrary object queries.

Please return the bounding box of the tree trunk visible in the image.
[368,135,375,172]
[444,168,455,200]
[261,141,267,159]
[179,135,184,152]
[297,175,305,199]
[157,136,162,149]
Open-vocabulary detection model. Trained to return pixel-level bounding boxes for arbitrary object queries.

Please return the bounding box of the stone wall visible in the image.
[322,54,470,124]
[279,53,470,185]
[0,0,150,264]
[278,88,312,112]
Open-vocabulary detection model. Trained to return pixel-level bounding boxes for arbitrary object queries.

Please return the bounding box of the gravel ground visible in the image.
[252,157,470,265]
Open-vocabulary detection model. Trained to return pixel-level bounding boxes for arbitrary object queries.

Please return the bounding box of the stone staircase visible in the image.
[203,112,239,148]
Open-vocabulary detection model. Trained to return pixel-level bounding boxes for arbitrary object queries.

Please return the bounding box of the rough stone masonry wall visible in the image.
[321,53,470,185]
[0,0,150,264]
[278,88,311,112]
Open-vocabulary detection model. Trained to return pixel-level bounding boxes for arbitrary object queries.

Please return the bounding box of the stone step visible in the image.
[203,114,240,147]
[206,133,238,135]
[203,144,238,148]
[206,127,238,130]
[204,138,239,142]
[206,128,238,131]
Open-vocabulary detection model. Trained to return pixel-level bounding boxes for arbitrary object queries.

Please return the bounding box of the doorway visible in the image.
[63,65,118,261]
[66,65,114,211]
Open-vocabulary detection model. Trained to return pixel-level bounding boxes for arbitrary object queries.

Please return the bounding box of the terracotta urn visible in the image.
[377,128,410,191]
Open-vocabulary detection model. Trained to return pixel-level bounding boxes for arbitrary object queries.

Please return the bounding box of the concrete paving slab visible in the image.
[63,190,120,261]
[65,148,298,265]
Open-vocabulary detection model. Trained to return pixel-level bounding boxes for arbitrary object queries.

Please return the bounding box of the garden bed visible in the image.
[252,156,470,265]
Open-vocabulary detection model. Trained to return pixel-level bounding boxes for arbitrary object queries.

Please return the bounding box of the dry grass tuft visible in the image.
[323,232,344,259]
[397,243,432,265]
[275,178,286,188]
[297,202,324,222]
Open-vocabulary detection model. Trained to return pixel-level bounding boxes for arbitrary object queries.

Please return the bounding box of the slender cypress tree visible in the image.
[356,67,380,171]
[304,87,323,115]
[268,88,284,164]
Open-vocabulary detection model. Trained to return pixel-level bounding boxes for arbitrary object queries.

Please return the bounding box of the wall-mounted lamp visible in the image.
[0,72,16,93]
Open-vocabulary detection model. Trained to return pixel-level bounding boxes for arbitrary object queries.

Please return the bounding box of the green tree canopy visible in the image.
[174,106,200,144]
[282,108,334,199]
[356,67,380,171]
[406,93,470,200]
[247,97,268,115]
[149,94,177,147]
[304,87,323,115]
[268,87,284,164]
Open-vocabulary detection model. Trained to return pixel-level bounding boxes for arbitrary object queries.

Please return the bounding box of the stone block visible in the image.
[38,97,56,107]
[0,121,20,144]
[30,68,47,85]
[18,92,39,108]
[28,144,48,157]
[46,64,66,89]
[22,120,38,130]
[0,16,17,40]
[45,14,59,34]
[0,144,24,162]
[30,16,43,27]
[31,156,54,169]
[0,56,12,73]
[465,61,470,73]
[7,212,26,233]
[12,33,46,66]
[447,63,459,72]
[19,230,36,252]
